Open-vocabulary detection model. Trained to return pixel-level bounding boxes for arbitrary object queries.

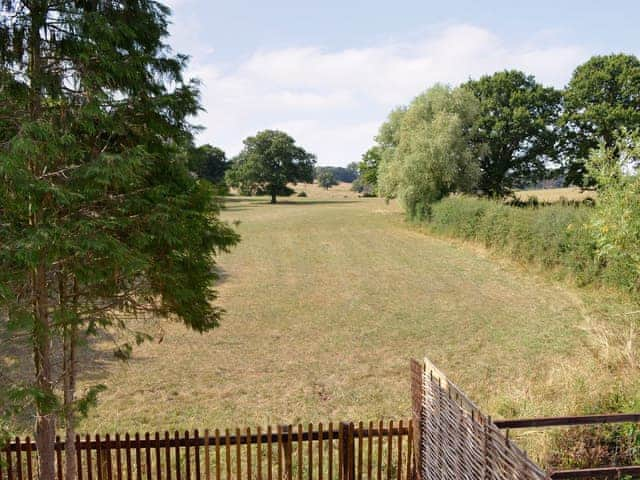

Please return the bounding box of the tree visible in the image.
[0,2,239,478]
[226,130,316,203]
[561,54,640,185]
[188,144,230,184]
[377,85,482,219]
[358,147,381,190]
[313,166,357,183]
[316,170,338,189]
[463,70,561,196]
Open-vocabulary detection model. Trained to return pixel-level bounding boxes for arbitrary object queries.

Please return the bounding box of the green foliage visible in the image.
[316,169,338,189]
[377,85,482,219]
[314,165,358,183]
[463,70,561,196]
[226,130,316,203]
[586,134,640,293]
[427,196,599,285]
[561,54,640,185]
[354,146,381,195]
[187,144,230,185]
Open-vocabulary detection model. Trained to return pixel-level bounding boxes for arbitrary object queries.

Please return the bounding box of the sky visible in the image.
[163,0,640,167]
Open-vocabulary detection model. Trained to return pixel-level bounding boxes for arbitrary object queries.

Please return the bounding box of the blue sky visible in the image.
[164,0,640,166]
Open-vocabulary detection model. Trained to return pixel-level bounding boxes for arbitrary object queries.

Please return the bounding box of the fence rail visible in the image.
[1,420,414,480]
[495,413,640,479]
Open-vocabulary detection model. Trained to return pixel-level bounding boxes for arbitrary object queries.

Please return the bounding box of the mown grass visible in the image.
[68,183,640,464]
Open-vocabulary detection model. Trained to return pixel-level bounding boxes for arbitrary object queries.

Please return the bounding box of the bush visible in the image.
[427,196,599,283]
[587,137,640,296]
[297,191,307,197]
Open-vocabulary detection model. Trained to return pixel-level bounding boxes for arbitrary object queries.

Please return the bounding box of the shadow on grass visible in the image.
[1,324,125,433]
[274,200,359,206]
[222,197,360,212]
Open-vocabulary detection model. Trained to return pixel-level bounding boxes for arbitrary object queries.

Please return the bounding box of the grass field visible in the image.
[76,183,638,459]
[514,187,596,203]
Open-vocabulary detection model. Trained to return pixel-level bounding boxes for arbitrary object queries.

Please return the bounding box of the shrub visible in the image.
[428,196,598,282]
[587,137,640,296]
[297,191,308,197]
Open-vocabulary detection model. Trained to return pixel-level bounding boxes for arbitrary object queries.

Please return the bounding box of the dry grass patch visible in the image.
[515,187,596,203]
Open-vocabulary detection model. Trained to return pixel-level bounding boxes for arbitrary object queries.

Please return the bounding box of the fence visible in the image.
[0,420,414,480]
[412,357,640,479]
[495,414,640,479]
[410,358,549,480]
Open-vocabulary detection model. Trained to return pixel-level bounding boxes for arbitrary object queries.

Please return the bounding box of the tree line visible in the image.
[356,53,640,216]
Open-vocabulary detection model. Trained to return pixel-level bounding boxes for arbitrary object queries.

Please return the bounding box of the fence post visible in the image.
[282,425,292,480]
[339,423,354,480]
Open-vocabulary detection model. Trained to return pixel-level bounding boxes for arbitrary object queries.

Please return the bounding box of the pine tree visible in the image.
[0,2,239,478]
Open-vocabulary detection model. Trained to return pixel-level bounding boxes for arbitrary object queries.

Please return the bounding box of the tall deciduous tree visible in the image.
[0,2,239,478]
[561,54,640,185]
[463,70,561,196]
[378,85,482,219]
[226,130,316,204]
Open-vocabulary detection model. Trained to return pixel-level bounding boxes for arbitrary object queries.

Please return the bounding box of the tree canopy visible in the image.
[226,130,316,203]
[187,144,230,185]
[316,169,338,189]
[561,54,640,185]
[377,85,482,219]
[358,147,381,189]
[0,1,239,477]
[463,70,561,196]
[314,165,358,183]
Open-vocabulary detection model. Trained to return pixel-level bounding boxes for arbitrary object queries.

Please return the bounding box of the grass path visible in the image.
[81,185,626,440]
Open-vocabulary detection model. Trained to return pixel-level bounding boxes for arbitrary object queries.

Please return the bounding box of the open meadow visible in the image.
[76,183,638,461]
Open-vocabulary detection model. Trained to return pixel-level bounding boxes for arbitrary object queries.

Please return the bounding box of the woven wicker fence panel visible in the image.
[416,357,550,480]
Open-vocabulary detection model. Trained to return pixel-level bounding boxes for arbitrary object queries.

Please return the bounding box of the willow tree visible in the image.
[0,2,239,478]
[378,85,483,219]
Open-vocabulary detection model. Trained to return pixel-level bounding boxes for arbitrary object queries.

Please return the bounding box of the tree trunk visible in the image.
[63,329,77,480]
[270,190,277,204]
[33,265,56,480]
[63,277,78,480]
[29,6,57,479]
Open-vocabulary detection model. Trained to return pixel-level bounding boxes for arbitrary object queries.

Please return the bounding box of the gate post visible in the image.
[410,360,424,480]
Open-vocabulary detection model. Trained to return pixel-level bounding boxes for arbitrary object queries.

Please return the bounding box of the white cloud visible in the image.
[181,24,587,166]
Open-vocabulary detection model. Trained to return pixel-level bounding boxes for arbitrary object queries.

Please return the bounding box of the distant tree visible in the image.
[317,170,338,189]
[463,70,561,196]
[188,145,230,184]
[226,130,316,203]
[561,54,640,185]
[0,2,240,478]
[346,162,359,176]
[358,147,381,189]
[314,166,358,183]
[378,85,482,219]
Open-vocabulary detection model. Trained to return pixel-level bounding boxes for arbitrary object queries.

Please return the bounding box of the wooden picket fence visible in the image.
[0,420,414,480]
